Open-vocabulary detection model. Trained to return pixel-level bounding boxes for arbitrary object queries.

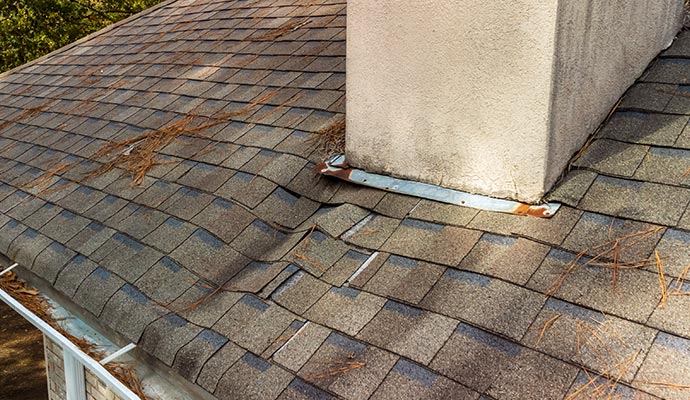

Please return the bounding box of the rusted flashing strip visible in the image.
[315,155,561,218]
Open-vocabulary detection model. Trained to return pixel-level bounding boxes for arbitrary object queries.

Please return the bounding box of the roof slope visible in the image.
[2,0,690,399]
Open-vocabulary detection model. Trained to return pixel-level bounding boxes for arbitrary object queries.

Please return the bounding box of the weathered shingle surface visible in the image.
[2,0,690,399]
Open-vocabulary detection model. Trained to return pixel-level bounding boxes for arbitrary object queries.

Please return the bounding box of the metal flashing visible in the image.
[316,155,561,218]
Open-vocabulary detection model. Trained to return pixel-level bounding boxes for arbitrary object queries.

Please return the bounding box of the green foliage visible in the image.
[0,0,163,72]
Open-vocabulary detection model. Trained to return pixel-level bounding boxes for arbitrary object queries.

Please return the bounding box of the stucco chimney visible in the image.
[346,0,684,203]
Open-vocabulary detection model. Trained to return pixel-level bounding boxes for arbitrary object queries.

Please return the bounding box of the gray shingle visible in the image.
[100,284,167,342]
[214,352,293,400]
[370,359,479,400]
[527,249,664,323]
[572,139,648,176]
[272,322,332,372]
[522,298,656,381]
[599,112,688,146]
[422,270,545,340]
[196,341,246,394]
[136,257,198,304]
[633,333,690,400]
[381,219,482,267]
[298,332,398,400]
[579,176,690,226]
[358,300,457,365]
[363,255,445,305]
[214,294,297,354]
[304,287,385,336]
[459,234,550,285]
[140,315,203,366]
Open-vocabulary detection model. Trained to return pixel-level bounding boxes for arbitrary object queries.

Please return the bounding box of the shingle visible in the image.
[54,255,99,298]
[276,378,336,400]
[665,85,690,114]
[172,329,228,383]
[566,212,665,263]
[227,261,290,293]
[7,228,52,269]
[304,204,369,238]
[22,203,62,230]
[572,139,648,176]
[173,283,244,328]
[263,320,308,359]
[430,323,524,393]
[287,230,351,277]
[527,249,663,323]
[579,176,690,226]
[141,314,203,366]
[5,194,45,222]
[272,322,332,372]
[142,216,196,255]
[0,189,30,213]
[523,298,656,381]
[214,353,293,400]
[298,332,398,400]
[342,214,400,249]
[32,241,77,284]
[96,234,162,282]
[634,146,690,186]
[236,125,293,149]
[599,112,688,146]
[105,204,167,240]
[66,221,115,256]
[329,183,386,209]
[648,280,690,338]
[216,172,277,208]
[370,359,479,400]
[102,175,155,200]
[546,169,598,205]
[136,257,198,304]
[358,300,456,365]
[83,194,128,222]
[619,83,675,112]
[213,294,297,354]
[321,249,371,287]
[633,333,690,400]
[134,180,182,208]
[232,220,302,262]
[363,255,445,305]
[196,341,246,394]
[566,371,658,400]
[381,219,481,266]
[408,199,478,227]
[423,270,545,340]
[485,347,578,400]
[177,163,235,192]
[643,58,690,84]
[56,185,107,214]
[73,267,125,316]
[271,270,330,315]
[159,187,214,220]
[191,198,256,243]
[171,229,251,285]
[304,287,385,336]
[286,164,341,203]
[459,234,550,285]
[40,209,91,242]
[468,206,583,246]
[100,284,167,342]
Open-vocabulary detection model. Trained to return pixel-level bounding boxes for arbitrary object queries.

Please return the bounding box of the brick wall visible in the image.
[43,336,128,400]
[44,336,66,400]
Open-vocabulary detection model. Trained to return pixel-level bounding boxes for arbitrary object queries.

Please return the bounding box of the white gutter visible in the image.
[0,277,140,400]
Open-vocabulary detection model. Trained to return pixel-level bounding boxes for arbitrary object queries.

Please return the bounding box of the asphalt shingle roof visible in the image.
[3,0,690,399]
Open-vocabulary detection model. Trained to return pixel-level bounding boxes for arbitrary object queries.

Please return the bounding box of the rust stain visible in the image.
[512,204,553,218]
